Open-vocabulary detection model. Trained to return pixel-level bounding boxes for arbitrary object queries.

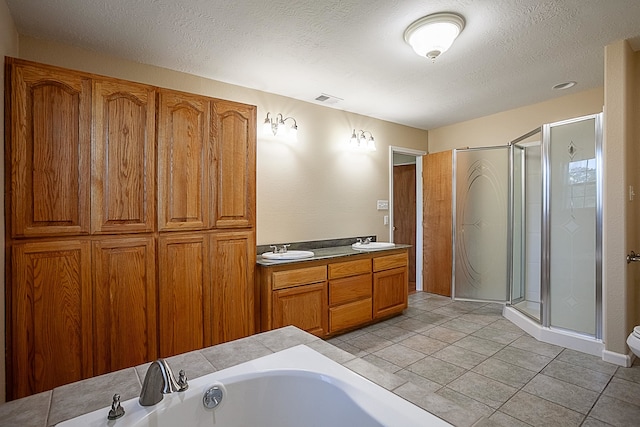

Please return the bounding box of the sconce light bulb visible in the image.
[289,125,298,142]
[262,117,272,135]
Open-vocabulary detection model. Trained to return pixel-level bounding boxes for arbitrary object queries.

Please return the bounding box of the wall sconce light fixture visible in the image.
[349,129,376,151]
[404,12,465,61]
[263,112,298,141]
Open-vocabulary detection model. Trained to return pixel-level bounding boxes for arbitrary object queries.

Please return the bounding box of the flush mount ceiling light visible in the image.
[552,81,577,90]
[403,12,465,61]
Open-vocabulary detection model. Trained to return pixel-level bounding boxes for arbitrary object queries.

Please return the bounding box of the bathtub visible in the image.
[58,344,450,427]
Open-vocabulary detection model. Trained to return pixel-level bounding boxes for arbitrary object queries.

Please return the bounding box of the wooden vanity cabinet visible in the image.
[260,265,328,336]
[373,252,409,319]
[328,259,372,333]
[258,249,409,338]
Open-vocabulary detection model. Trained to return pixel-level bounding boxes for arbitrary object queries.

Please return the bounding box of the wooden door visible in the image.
[158,90,211,231]
[158,234,210,356]
[272,283,328,337]
[11,240,92,398]
[210,231,256,344]
[423,151,453,296]
[92,79,156,234]
[92,237,157,375]
[373,267,408,319]
[8,59,91,237]
[393,164,417,292]
[211,101,256,229]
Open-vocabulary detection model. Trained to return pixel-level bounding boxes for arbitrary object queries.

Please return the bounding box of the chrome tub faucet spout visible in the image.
[139,359,188,406]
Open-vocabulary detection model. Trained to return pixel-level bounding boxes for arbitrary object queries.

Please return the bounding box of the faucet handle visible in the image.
[269,245,278,253]
[107,393,125,420]
[282,244,290,253]
[177,369,189,391]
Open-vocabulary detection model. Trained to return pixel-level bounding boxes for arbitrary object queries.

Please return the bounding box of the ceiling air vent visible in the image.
[314,93,343,105]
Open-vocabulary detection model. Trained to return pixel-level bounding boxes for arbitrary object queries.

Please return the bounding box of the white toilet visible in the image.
[626,326,640,357]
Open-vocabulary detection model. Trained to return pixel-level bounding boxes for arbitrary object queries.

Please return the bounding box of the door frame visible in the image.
[389,146,426,291]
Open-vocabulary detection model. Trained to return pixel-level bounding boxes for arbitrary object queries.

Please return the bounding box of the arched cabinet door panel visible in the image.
[211,101,256,229]
[158,89,211,231]
[8,59,91,237]
[92,79,156,234]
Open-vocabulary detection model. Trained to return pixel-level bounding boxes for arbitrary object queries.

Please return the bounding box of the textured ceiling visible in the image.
[6,0,640,130]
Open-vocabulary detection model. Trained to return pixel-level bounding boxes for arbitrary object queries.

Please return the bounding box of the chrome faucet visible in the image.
[357,237,373,245]
[269,244,290,254]
[139,359,188,406]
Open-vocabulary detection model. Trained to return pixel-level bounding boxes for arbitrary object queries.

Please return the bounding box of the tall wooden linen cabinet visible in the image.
[4,58,257,399]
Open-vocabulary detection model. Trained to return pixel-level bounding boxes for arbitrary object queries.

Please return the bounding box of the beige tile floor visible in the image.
[325,292,640,426]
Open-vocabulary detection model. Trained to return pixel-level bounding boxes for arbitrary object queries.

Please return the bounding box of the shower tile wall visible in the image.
[525,145,541,304]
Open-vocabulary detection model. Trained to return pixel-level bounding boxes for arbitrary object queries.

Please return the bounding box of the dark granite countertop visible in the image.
[256,243,411,266]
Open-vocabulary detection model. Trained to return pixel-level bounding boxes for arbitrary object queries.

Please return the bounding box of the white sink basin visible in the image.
[261,250,314,260]
[352,242,396,251]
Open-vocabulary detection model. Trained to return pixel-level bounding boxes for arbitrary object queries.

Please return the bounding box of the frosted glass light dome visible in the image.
[404,12,465,60]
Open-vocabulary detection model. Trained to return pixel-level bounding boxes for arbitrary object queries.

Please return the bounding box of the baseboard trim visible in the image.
[602,349,634,367]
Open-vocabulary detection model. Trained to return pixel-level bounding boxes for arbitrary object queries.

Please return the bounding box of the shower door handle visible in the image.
[627,251,640,264]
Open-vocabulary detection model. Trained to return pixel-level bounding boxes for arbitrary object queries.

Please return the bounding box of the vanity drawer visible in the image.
[328,258,371,279]
[329,298,373,333]
[329,273,372,306]
[373,253,407,272]
[272,266,327,290]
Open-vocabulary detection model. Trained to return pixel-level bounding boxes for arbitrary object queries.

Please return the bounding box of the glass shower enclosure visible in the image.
[452,113,603,339]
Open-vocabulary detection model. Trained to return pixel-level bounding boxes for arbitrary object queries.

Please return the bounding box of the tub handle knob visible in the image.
[177,369,189,391]
[107,393,125,420]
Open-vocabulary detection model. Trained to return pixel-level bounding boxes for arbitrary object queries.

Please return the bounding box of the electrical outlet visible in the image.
[377,200,389,210]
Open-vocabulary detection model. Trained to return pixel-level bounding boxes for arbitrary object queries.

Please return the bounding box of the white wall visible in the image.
[0,0,19,403]
[16,36,429,246]
[603,40,639,359]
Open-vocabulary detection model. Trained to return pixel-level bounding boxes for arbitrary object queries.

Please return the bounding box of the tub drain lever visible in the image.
[203,385,224,409]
